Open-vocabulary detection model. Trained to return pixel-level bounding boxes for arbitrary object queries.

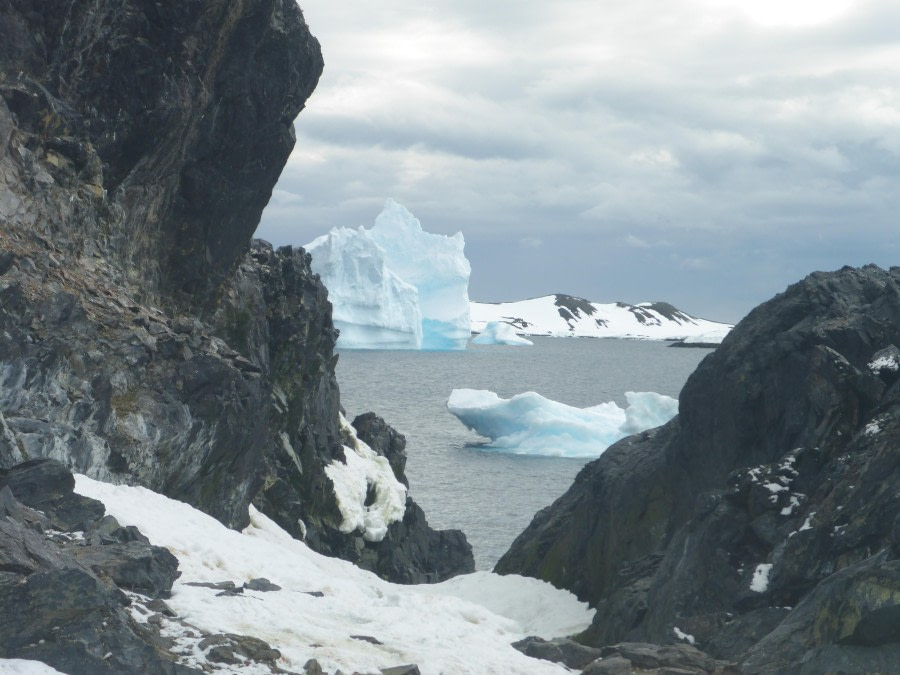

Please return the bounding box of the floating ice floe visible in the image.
[74,476,592,674]
[306,199,471,350]
[447,388,678,457]
[471,321,534,346]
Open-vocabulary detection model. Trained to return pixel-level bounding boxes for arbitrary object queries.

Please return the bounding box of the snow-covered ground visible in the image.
[471,295,732,341]
[73,477,593,675]
[447,388,678,457]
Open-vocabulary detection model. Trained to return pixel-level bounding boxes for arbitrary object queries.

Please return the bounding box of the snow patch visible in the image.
[74,476,588,674]
[0,661,66,675]
[447,388,677,457]
[673,626,696,645]
[324,414,407,542]
[868,354,899,372]
[472,321,534,346]
[865,421,881,436]
[750,563,773,593]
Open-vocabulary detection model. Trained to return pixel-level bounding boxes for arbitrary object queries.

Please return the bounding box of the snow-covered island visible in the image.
[471,294,732,342]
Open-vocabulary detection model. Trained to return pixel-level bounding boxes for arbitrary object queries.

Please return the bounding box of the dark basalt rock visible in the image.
[0,0,323,308]
[0,0,471,586]
[512,636,604,669]
[497,264,900,671]
[0,460,196,673]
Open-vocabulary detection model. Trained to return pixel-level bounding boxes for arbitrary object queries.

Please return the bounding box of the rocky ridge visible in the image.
[0,0,471,597]
[496,264,900,672]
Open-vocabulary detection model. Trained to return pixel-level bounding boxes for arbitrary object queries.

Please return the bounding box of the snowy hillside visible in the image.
[471,294,732,341]
[72,476,593,674]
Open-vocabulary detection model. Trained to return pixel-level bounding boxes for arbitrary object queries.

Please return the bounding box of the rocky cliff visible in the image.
[496,264,900,672]
[0,0,472,590]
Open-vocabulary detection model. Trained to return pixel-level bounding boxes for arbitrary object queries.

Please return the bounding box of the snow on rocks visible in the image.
[74,476,591,674]
[446,388,678,457]
[472,321,534,346]
[306,199,472,350]
[471,295,731,341]
[324,414,408,542]
[750,564,773,593]
[867,345,900,373]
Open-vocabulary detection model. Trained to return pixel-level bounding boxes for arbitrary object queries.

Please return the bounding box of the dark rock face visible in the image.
[0,0,472,584]
[0,459,290,674]
[496,265,900,671]
[0,0,322,307]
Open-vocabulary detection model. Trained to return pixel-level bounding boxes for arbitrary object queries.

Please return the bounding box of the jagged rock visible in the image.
[0,0,472,585]
[244,577,282,592]
[599,642,719,671]
[380,666,421,675]
[353,412,410,487]
[0,460,198,673]
[582,657,632,675]
[1,459,105,531]
[496,265,900,668]
[300,414,475,584]
[71,541,179,598]
[511,636,604,668]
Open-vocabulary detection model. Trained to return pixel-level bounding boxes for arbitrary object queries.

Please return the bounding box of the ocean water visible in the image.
[335,337,713,570]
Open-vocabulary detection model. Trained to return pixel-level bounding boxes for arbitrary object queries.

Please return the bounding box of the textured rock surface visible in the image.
[496,265,900,672]
[0,0,471,583]
[0,459,293,674]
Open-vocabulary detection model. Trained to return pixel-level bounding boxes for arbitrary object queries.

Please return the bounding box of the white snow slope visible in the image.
[73,476,593,675]
[307,199,472,350]
[471,295,732,341]
[447,388,678,457]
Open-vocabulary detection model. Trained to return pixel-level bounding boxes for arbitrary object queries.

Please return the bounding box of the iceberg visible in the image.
[446,389,678,458]
[306,199,471,350]
[305,226,423,349]
[472,321,534,346]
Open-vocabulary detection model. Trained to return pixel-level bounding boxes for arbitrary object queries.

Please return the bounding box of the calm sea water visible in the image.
[335,337,713,570]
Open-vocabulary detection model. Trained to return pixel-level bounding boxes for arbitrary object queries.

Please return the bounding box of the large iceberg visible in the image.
[447,388,678,458]
[472,321,534,346]
[306,199,471,350]
[305,225,422,349]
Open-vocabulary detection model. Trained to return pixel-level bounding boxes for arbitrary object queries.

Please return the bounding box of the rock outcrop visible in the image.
[0,0,472,588]
[0,458,298,673]
[496,264,900,672]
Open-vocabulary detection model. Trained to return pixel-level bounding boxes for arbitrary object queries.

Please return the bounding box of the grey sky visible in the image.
[256,0,900,323]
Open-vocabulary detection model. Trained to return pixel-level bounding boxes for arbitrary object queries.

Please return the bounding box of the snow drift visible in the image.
[73,476,592,674]
[447,389,678,457]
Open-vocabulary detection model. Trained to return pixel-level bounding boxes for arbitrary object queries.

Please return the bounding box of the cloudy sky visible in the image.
[256,0,899,323]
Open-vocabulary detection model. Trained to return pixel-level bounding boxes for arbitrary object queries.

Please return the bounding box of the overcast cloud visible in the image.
[256,0,900,322]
